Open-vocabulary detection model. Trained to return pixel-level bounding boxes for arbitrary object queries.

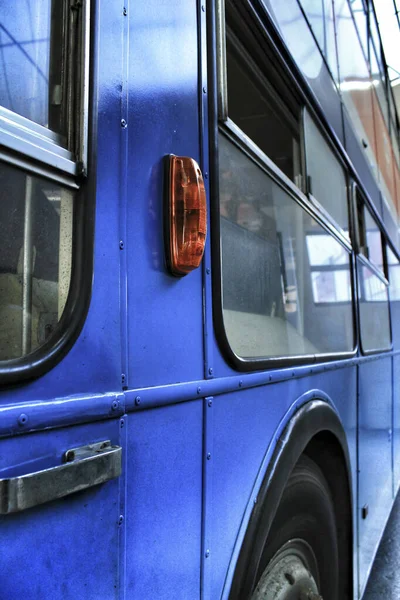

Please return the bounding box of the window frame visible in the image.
[351,184,392,355]
[0,0,93,383]
[209,0,358,371]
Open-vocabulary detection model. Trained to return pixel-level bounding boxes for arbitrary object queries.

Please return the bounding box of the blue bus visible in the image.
[0,0,399,598]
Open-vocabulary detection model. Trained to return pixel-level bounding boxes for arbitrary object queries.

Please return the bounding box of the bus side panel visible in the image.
[126,0,204,389]
[0,419,121,600]
[209,369,357,600]
[393,354,400,493]
[358,358,393,597]
[124,400,203,600]
[0,0,124,402]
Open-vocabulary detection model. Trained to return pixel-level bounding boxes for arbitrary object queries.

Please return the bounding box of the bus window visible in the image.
[358,261,391,352]
[304,109,349,234]
[219,134,354,359]
[0,1,67,138]
[0,0,88,375]
[387,246,400,301]
[357,202,384,272]
[225,34,302,185]
[0,163,74,360]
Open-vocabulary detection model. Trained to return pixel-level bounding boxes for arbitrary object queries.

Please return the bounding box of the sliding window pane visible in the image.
[359,261,390,351]
[0,161,74,359]
[0,0,65,135]
[226,39,301,183]
[219,134,354,359]
[304,110,349,233]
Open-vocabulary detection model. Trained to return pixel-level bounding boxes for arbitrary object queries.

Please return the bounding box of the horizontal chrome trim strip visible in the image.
[0,106,65,145]
[0,111,77,176]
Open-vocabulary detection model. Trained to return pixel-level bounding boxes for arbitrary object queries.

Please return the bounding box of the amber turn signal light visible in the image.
[164,154,207,277]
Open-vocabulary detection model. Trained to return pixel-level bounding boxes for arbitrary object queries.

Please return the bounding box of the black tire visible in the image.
[253,454,339,600]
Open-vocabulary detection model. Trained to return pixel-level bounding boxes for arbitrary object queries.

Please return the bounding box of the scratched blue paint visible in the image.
[124,401,203,599]
[0,1,397,599]
[209,370,357,600]
[124,0,204,388]
[358,358,393,598]
[0,419,122,599]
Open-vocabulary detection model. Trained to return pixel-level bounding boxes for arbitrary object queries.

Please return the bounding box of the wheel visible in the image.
[251,455,339,600]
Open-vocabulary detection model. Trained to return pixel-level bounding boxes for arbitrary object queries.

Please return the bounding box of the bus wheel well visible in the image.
[303,431,353,600]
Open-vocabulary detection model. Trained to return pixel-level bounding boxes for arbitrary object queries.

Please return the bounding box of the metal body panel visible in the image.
[358,357,393,598]
[0,1,397,599]
[0,0,123,401]
[125,0,204,388]
[394,355,400,492]
[124,401,203,599]
[0,419,121,600]
[209,370,357,600]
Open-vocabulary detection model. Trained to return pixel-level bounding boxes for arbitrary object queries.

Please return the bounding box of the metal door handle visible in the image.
[0,440,122,514]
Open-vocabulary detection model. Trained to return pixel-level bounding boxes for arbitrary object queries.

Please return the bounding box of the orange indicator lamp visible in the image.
[165,154,207,276]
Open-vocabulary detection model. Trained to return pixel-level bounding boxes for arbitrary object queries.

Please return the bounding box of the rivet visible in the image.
[204,172,208,179]
[208,367,213,375]
[239,380,243,387]
[18,414,28,426]
[203,87,207,94]
[121,119,127,128]
[207,452,211,460]
[197,387,201,394]
[123,7,127,15]
[118,515,124,525]
[206,267,211,275]
[119,240,124,250]
[205,549,210,558]
[208,399,213,407]
[269,375,272,381]
[201,5,205,12]
[112,400,119,411]
[135,396,141,406]
[120,418,125,428]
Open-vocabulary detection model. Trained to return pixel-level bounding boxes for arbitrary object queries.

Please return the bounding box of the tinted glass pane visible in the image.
[359,261,390,351]
[370,42,389,127]
[364,206,383,270]
[388,246,400,301]
[0,1,64,133]
[304,110,349,232]
[0,162,73,360]
[349,0,368,59]
[226,40,301,182]
[219,134,354,358]
[299,0,339,83]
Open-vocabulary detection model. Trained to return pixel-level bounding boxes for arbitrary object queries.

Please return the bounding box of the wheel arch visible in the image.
[228,399,353,600]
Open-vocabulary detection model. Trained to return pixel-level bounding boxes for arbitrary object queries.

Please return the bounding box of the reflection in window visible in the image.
[0,162,73,360]
[0,0,65,136]
[307,234,351,303]
[219,134,354,358]
[304,110,349,233]
[349,0,368,59]
[363,206,383,270]
[357,192,384,272]
[358,261,390,351]
[299,0,339,83]
[388,246,400,301]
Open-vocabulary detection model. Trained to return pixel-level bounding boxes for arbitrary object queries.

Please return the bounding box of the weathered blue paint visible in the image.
[0,1,398,599]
